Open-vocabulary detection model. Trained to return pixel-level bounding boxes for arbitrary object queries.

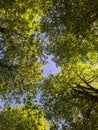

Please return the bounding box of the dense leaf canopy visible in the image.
[41,0,98,63]
[40,55,98,129]
[0,102,50,130]
[0,0,98,130]
[0,0,43,101]
[39,0,98,129]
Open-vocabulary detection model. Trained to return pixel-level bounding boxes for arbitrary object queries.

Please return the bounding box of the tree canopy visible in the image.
[39,0,98,129]
[0,0,44,102]
[0,102,50,130]
[40,55,98,129]
[0,0,98,130]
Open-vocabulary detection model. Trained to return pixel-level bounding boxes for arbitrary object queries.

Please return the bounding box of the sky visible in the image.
[43,55,61,77]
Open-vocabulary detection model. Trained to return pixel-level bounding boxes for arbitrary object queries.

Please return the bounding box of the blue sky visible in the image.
[43,55,61,76]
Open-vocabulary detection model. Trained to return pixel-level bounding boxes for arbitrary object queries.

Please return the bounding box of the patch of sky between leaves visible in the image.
[43,55,61,77]
[36,55,61,105]
[37,32,61,77]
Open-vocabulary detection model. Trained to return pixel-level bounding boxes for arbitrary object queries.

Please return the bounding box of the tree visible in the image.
[39,0,98,129]
[40,55,98,129]
[41,0,98,62]
[41,0,98,36]
[0,1,51,129]
[0,102,50,130]
[0,0,98,129]
[0,0,44,102]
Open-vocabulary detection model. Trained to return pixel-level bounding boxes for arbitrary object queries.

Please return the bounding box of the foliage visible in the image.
[0,1,50,129]
[40,55,98,129]
[0,0,44,101]
[41,0,98,63]
[0,102,50,130]
[0,0,98,129]
[41,0,98,36]
[39,0,98,129]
